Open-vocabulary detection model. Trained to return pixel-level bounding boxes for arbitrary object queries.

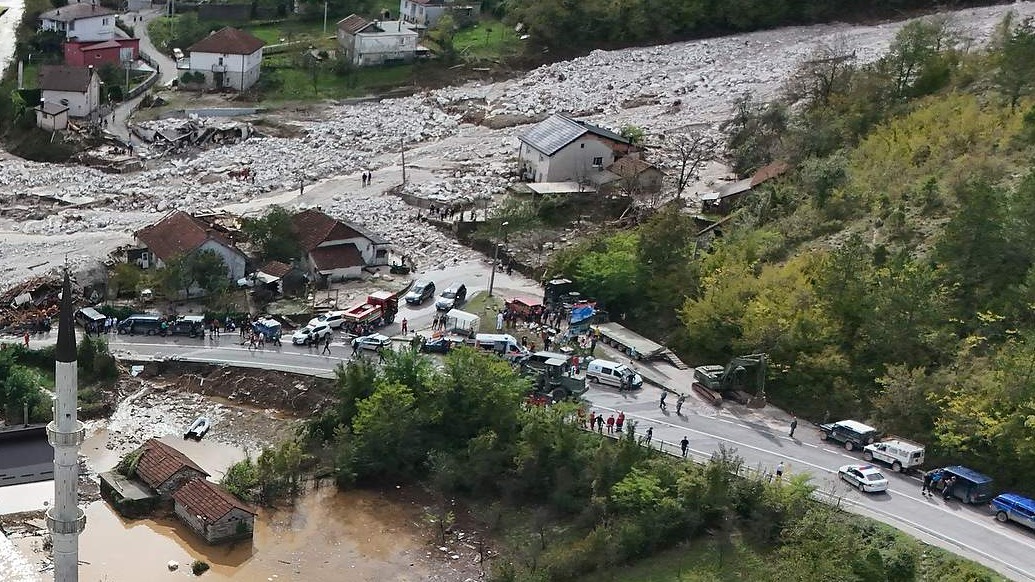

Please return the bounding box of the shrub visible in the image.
[191,560,210,575]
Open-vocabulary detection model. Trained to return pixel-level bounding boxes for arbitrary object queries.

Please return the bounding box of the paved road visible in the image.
[73,260,1035,581]
[109,8,177,143]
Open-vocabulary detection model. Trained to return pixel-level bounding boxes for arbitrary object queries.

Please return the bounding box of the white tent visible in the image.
[446,309,480,336]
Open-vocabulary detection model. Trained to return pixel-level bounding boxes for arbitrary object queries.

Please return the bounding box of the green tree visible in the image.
[992,14,1035,111]
[242,206,301,263]
[190,249,230,296]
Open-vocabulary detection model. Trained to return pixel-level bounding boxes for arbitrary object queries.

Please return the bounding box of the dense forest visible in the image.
[548,12,1035,490]
[495,0,1013,54]
[226,348,1001,581]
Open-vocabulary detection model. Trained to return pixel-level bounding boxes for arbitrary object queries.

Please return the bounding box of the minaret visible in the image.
[46,273,86,582]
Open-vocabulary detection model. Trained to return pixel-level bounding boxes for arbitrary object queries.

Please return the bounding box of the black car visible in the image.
[117,315,163,335]
[435,283,468,311]
[420,336,457,354]
[405,279,436,305]
[161,316,206,338]
[819,420,879,451]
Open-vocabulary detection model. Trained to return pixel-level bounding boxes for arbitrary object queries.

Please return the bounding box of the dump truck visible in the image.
[692,353,767,407]
[341,290,399,327]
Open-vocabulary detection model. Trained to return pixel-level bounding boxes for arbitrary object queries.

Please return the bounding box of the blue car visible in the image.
[991,493,1035,530]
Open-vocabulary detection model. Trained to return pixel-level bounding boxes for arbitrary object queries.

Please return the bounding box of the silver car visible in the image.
[351,333,392,351]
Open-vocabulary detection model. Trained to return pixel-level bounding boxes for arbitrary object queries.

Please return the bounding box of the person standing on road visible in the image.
[660,391,668,409]
[23,331,29,348]
[596,415,604,433]
[776,462,785,481]
[643,426,653,446]
[322,335,332,355]
[680,436,689,458]
[589,411,596,431]
[377,346,387,364]
[676,394,686,415]
[401,318,408,335]
[921,470,934,497]
[606,415,615,434]
[496,311,504,331]
[616,411,625,433]
[789,416,798,438]
[352,341,359,356]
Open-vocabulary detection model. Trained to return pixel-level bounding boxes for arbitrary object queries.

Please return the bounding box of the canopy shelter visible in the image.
[445,309,480,337]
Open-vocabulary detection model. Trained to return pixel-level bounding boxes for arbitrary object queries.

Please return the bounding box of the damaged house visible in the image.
[291,209,391,282]
[132,210,248,282]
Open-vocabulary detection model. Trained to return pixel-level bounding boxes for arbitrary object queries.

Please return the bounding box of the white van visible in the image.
[862,437,925,472]
[472,333,527,360]
[586,359,643,390]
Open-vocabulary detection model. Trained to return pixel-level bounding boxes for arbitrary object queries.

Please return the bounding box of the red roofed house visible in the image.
[133,210,248,283]
[291,208,391,282]
[132,439,210,499]
[64,38,140,67]
[173,478,256,544]
[187,27,265,91]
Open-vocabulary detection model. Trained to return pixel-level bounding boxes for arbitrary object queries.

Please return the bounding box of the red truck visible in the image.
[342,290,399,328]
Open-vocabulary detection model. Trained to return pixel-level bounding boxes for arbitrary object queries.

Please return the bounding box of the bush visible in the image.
[191,560,210,575]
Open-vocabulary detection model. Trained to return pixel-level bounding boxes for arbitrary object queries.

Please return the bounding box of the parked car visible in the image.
[291,323,332,346]
[862,437,925,473]
[117,314,163,336]
[308,310,347,329]
[931,466,994,504]
[404,279,436,305]
[838,464,889,493]
[352,333,392,351]
[161,315,206,338]
[990,493,1035,530]
[585,359,643,390]
[819,420,879,451]
[420,336,457,354]
[435,283,467,311]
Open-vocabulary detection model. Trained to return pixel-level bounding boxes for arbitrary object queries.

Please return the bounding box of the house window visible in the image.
[218,57,224,65]
[103,18,110,24]
[593,157,603,166]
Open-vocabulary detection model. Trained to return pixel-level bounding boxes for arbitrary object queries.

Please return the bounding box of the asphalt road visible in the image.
[92,261,1035,581]
[0,428,54,487]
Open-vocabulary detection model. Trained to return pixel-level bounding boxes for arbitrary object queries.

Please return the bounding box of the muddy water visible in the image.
[78,486,432,581]
[0,0,23,78]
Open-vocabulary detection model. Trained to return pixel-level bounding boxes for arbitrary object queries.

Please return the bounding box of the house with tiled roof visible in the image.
[517,113,635,183]
[173,478,256,544]
[291,208,390,282]
[39,1,116,42]
[187,27,265,91]
[132,439,209,498]
[133,210,248,283]
[587,155,665,195]
[336,14,419,67]
[38,64,100,119]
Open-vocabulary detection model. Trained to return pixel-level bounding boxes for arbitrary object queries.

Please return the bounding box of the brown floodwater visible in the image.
[78,485,432,581]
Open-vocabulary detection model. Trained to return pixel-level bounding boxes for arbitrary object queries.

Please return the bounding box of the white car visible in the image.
[308,310,346,329]
[838,464,889,493]
[292,323,332,345]
[351,333,392,351]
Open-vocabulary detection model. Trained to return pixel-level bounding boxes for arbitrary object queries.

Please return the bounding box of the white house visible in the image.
[399,0,479,28]
[186,27,265,91]
[292,208,391,281]
[517,113,635,184]
[133,210,248,282]
[38,1,116,42]
[38,65,101,119]
[35,101,69,131]
[336,14,418,67]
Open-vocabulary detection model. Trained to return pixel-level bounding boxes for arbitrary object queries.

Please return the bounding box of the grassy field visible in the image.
[463,291,507,333]
[246,19,336,47]
[259,61,413,102]
[453,19,520,61]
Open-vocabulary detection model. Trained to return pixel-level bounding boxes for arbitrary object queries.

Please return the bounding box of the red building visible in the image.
[64,39,140,67]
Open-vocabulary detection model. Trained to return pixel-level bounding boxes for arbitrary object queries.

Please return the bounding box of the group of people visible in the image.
[361,171,374,186]
[577,407,693,459]
[921,470,958,499]
[84,317,117,336]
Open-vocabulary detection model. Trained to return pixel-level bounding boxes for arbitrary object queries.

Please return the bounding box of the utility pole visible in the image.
[400,137,406,184]
[487,221,508,297]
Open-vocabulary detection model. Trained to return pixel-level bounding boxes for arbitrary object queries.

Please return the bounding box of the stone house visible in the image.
[38,65,101,119]
[291,208,391,282]
[132,439,210,499]
[336,14,419,67]
[173,478,256,544]
[38,1,116,42]
[133,210,248,282]
[517,113,634,184]
[186,27,265,91]
[588,156,665,195]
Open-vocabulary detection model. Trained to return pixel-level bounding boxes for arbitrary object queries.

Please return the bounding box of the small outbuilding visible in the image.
[132,438,210,499]
[35,100,69,131]
[173,478,256,544]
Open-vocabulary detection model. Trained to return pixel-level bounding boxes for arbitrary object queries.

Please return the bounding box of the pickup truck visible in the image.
[991,493,1035,530]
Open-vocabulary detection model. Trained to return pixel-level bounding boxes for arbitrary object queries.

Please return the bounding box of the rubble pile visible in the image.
[132,117,255,157]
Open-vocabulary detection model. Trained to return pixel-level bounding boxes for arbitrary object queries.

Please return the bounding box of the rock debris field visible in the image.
[2,2,1035,290]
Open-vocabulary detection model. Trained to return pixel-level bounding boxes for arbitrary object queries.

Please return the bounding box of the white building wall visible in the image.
[355,29,417,66]
[42,14,115,41]
[545,138,615,182]
[42,85,97,118]
[189,49,263,90]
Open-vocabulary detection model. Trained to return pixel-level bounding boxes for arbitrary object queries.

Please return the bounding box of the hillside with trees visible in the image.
[547,12,1035,490]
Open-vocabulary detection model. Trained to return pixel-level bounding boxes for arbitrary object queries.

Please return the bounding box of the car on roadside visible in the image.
[291,323,332,346]
[435,283,467,311]
[161,315,206,338]
[419,336,458,354]
[838,464,889,493]
[352,333,392,351]
[820,419,879,451]
[308,310,346,329]
[404,279,436,305]
[990,493,1035,530]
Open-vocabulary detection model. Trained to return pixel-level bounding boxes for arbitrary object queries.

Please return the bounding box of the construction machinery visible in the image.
[692,354,767,408]
[521,357,588,403]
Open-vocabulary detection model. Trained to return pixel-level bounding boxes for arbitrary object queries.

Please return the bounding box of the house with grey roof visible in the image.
[517,113,635,184]
[38,65,101,119]
[39,1,116,42]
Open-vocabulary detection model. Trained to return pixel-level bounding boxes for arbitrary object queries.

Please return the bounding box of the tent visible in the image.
[446,309,480,337]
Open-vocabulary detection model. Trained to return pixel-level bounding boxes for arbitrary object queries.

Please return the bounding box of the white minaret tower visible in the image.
[46,273,86,582]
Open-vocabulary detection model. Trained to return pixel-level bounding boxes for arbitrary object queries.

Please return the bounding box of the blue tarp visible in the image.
[570,305,595,324]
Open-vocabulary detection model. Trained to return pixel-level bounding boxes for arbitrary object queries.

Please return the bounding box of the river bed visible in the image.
[0,0,24,79]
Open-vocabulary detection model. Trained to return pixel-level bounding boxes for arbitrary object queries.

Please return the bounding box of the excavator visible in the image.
[692,353,768,408]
